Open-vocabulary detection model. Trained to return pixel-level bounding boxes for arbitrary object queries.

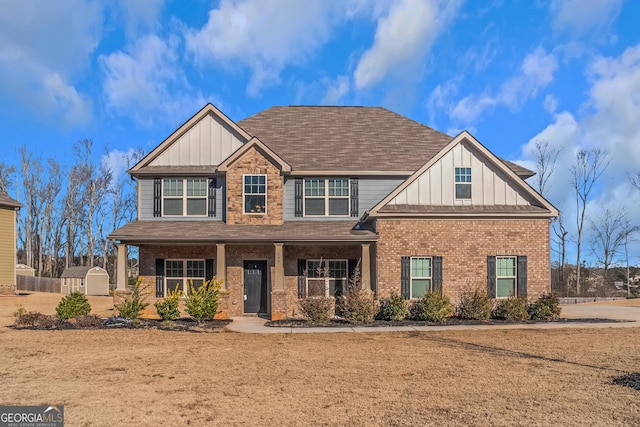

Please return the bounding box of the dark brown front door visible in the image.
[244,260,267,313]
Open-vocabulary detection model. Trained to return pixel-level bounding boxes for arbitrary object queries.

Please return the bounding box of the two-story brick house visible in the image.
[109,104,558,320]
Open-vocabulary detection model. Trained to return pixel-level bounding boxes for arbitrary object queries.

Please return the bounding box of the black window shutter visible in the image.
[206,258,215,282]
[350,178,359,217]
[294,178,303,217]
[208,178,217,217]
[348,258,358,286]
[401,256,410,299]
[153,178,162,217]
[487,256,496,298]
[155,258,164,297]
[517,256,527,297]
[297,259,306,298]
[432,256,443,293]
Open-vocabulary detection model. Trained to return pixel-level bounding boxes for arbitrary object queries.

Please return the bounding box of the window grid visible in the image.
[243,174,267,214]
[496,256,517,298]
[305,259,348,298]
[303,178,350,216]
[454,167,472,200]
[165,259,206,296]
[163,178,207,216]
[411,257,432,299]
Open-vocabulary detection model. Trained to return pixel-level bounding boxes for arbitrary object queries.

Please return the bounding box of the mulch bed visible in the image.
[10,317,233,332]
[266,317,632,328]
[612,373,640,391]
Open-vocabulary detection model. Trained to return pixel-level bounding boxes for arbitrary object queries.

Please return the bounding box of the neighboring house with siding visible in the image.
[109,104,558,320]
[0,192,22,295]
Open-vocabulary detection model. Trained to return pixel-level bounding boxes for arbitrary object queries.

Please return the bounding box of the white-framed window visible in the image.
[163,178,207,216]
[304,178,349,216]
[455,167,472,199]
[165,259,206,295]
[496,256,517,298]
[411,257,432,298]
[244,174,267,214]
[305,259,348,297]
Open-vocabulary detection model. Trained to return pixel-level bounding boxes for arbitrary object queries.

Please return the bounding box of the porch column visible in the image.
[116,243,127,291]
[216,244,226,284]
[361,243,371,292]
[274,243,284,291]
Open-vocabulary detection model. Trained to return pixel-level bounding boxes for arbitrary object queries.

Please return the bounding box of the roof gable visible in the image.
[217,137,291,173]
[130,104,251,174]
[0,192,22,209]
[369,131,558,217]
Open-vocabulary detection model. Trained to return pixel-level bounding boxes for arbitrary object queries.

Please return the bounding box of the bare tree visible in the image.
[631,171,640,193]
[0,162,16,193]
[570,148,609,294]
[589,208,639,288]
[533,140,562,197]
[18,147,45,270]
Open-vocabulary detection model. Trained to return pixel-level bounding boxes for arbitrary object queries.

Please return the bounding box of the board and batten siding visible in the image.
[149,114,244,167]
[389,141,534,207]
[0,208,16,285]
[283,177,406,220]
[139,177,226,220]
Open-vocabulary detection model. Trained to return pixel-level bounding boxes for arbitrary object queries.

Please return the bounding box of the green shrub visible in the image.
[529,293,561,321]
[457,288,492,320]
[115,279,150,320]
[341,260,376,324]
[299,297,334,324]
[377,293,409,321]
[184,278,223,322]
[75,314,103,328]
[493,296,530,321]
[410,290,454,323]
[154,287,183,321]
[56,292,91,321]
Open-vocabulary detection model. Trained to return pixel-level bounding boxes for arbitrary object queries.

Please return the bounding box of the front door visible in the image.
[244,260,267,313]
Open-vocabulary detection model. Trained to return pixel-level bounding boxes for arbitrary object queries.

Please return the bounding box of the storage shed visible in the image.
[16,264,36,277]
[60,266,110,296]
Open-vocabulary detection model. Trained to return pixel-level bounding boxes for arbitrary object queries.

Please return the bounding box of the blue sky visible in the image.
[1,0,639,264]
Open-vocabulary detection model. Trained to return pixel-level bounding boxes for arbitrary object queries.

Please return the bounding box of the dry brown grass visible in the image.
[1,293,639,426]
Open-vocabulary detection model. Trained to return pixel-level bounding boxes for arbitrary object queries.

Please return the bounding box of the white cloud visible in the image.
[322,76,351,105]
[100,34,209,127]
[0,0,102,127]
[112,0,166,38]
[550,0,622,35]
[185,0,344,96]
[514,44,640,262]
[353,0,462,90]
[449,47,558,124]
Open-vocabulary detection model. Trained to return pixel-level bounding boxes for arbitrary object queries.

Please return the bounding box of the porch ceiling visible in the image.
[109,220,377,244]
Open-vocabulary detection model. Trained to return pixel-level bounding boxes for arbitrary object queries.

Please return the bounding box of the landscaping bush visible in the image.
[493,296,530,321]
[341,260,376,324]
[154,287,183,321]
[13,306,44,327]
[75,314,103,328]
[377,293,409,321]
[36,314,62,328]
[529,293,561,321]
[457,288,492,320]
[56,292,91,321]
[115,279,150,320]
[184,278,223,322]
[299,297,334,324]
[409,290,454,323]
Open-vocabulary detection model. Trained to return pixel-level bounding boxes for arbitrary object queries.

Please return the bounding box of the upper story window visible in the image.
[455,167,472,199]
[244,174,266,214]
[304,178,349,216]
[163,178,207,216]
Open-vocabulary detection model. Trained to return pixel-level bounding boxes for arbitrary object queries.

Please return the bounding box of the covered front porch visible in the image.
[109,220,377,320]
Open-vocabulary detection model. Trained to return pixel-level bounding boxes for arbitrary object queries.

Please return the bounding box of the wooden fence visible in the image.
[17,275,61,293]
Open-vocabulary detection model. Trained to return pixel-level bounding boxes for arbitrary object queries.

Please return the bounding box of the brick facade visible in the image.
[375,218,551,304]
[225,147,283,225]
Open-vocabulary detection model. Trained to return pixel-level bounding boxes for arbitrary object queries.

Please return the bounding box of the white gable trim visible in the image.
[130,104,252,173]
[368,131,559,217]
[217,137,292,173]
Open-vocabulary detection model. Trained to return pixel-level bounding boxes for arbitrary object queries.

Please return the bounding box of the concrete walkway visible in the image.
[227,303,640,334]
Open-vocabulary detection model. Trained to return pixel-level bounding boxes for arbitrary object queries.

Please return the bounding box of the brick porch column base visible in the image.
[271,291,287,321]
